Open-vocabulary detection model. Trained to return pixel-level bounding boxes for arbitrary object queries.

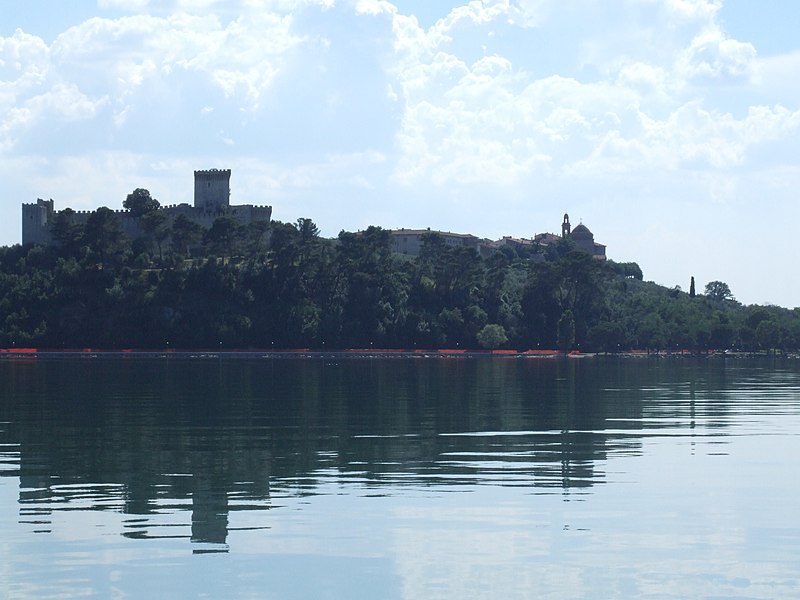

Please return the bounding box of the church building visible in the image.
[561,213,606,259]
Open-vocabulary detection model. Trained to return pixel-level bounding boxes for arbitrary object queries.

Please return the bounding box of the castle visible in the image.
[21,169,272,245]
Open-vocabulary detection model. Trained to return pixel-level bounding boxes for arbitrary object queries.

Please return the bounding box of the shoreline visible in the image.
[0,348,785,360]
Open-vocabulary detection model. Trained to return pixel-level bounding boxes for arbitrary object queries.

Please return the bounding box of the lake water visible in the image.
[1,356,799,599]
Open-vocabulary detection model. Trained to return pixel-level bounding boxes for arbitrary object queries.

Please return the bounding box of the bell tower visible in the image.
[561,213,571,238]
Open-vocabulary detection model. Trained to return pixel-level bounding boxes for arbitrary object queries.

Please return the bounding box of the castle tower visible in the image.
[21,198,55,245]
[561,213,571,238]
[194,169,231,213]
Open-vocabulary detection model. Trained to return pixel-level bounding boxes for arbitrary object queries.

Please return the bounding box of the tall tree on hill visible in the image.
[141,210,169,264]
[295,218,320,240]
[84,207,127,267]
[124,188,160,218]
[705,280,735,305]
[49,208,84,257]
[204,216,241,259]
[170,214,204,259]
[689,276,696,298]
[336,226,407,347]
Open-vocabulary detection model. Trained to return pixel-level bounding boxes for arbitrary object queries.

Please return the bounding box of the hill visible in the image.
[1,210,798,352]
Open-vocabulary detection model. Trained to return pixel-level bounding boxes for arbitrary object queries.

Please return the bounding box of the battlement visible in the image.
[194,168,231,180]
[22,198,54,210]
[72,208,130,215]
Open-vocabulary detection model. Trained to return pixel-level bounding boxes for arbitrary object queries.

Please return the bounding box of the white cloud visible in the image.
[510,0,552,27]
[0,5,311,150]
[26,82,107,121]
[98,0,151,10]
[616,61,667,96]
[49,11,302,110]
[0,28,107,149]
[355,0,396,17]
[677,27,756,83]
[0,28,49,77]
[185,12,300,108]
[0,29,50,104]
[379,0,799,200]
[750,50,800,97]
[662,0,721,23]
[438,0,509,30]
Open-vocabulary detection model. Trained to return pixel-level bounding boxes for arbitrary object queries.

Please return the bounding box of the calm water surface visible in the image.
[1,357,799,599]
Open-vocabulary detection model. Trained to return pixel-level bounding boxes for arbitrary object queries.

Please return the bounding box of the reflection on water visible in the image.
[1,357,800,597]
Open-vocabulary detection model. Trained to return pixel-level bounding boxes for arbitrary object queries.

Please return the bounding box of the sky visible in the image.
[1,0,799,307]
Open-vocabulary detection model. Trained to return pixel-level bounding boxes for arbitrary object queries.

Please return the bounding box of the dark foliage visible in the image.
[2,210,798,352]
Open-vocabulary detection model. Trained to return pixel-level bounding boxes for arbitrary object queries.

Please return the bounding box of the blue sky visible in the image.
[2,0,799,306]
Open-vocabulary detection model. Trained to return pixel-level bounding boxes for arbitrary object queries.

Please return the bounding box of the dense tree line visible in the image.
[2,201,799,352]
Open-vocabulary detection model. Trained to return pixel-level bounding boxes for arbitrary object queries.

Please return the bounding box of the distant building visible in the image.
[21,199,56,245]
[391,214,606,260]
[390,228,481,256]
[486,235,536,250]
[21,169,272,246]
[533,232,562,246]
[561,213,606,259]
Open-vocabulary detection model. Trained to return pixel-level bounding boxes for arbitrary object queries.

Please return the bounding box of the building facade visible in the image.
[561,213,606,259]
[390,228,481,256]
[390,214,607,260]
[21,169,272,246]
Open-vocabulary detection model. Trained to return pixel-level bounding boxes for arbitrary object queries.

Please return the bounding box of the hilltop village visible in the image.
[22,169,607,260]
[8,166,796,355]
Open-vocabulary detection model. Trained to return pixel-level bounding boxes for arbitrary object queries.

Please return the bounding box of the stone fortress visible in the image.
[21,169,272,246]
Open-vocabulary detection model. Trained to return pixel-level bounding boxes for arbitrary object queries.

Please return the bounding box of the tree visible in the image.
[49,208,84,255]
[557,309,575,352]
[755,319,781,354]
[335,226,406,347]
[521,261,562,348]
[140,210,169,264]
[124,188,160,218]
[587,320,626,353]
[704,280,735,305]
[84,207,127,266]
[542,251,604,347]
[637,313,667,350]
[204,216,241,259]
[608,261,643,280]
[170,214,204,259]
[625,262,643,280]
[689,276,696,298]
[709,317,734,350]
[295,218,320,240]
[243,220,270,264]
[477,323,507,349]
